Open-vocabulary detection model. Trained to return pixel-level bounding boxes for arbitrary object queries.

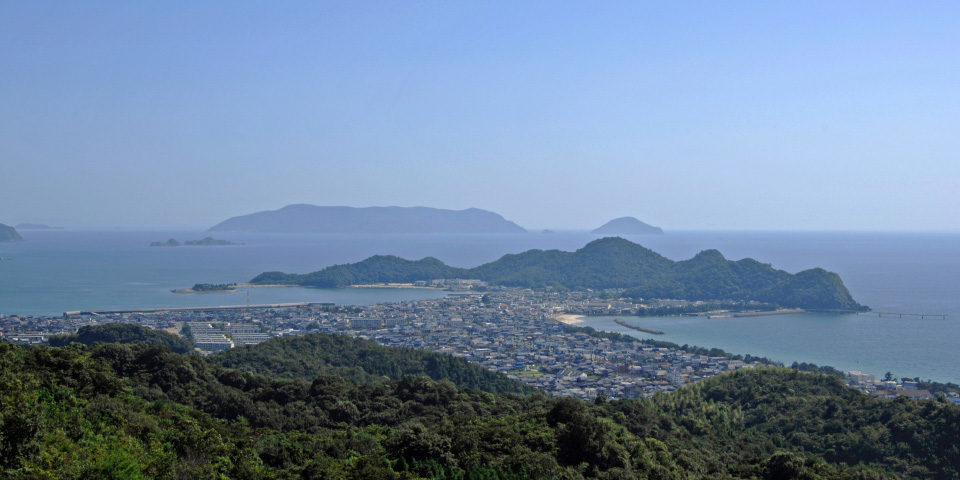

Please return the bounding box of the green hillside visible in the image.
[49,323,195,354]
[9,337,960,478]
[209,333,532,395]
[251,237,866,311]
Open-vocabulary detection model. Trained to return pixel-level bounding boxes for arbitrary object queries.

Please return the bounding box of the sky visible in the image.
[2,1,958,231]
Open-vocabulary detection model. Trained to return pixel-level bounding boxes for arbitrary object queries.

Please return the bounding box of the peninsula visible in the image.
[208,204,527,234]
[251,237,867,311]
[0,223,24,242]
[592,216,663,235]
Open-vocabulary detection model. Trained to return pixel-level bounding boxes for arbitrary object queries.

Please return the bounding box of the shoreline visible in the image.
[348,283,445,290]
[172,283,299,293]
[732,308,806,317]
[173,283,449,293]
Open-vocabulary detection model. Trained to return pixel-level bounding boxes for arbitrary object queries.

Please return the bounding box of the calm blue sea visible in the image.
[1,230,958,383]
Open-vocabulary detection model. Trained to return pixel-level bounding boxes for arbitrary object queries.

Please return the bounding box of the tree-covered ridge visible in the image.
[48,323,194,354]
[8,338,959,478]
[621,368,960,479]
[251,237,866,310]
[209,333,532,395]
[252,255,470,287]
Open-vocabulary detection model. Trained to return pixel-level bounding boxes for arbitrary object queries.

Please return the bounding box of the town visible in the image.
[0,284,948,402]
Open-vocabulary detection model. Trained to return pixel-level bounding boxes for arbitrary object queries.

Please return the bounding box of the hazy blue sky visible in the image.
[2,1,958,231]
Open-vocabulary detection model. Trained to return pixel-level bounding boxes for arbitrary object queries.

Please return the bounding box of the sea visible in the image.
[1,229,958,384]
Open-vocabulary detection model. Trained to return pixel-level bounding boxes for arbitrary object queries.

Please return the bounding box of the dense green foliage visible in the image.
[10,337,958,478]
[250,237,865,310]
[631,368,960,479]
[6,332,960,478]
[190,282,238,291]
[209,333,532,395]
[252,255,469,287]
[48,323,195,354]
[0,223,24,242]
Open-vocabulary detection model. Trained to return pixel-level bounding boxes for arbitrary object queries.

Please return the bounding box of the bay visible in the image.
[1,229,958,383]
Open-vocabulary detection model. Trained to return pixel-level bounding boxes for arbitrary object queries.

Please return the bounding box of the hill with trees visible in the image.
[209,333,532,395]
[48,323,195,354]
[5,334,960,478]
[251,237,866,311]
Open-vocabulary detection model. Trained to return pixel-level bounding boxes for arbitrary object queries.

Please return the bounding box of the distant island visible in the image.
[592,217,663,235]
[0,223,23,242]
[251,237,867,311]
[15,223,62,230]
[173,283,239,293]
[150,237,241,247]
[208,204,527,234]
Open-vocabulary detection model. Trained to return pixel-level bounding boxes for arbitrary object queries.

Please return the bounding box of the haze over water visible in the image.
[1,229,958,383]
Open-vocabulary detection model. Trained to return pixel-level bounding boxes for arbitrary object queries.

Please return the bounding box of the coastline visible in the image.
[171,288,240,294]
[348,283,445,290]
[732,308,806,317]
[614,317,665,335]
[172,283,298,293]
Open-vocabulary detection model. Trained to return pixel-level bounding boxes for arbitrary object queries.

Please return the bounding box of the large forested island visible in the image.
[4,324,958,478]
[208,204,528,234]
[0,223,23,242]
[252,237,865,311]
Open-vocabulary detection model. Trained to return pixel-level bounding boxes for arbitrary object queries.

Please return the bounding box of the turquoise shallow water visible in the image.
[1,229,958,383]
[580,312,958,385]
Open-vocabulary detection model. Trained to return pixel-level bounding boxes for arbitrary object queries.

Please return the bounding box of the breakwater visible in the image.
[614,317,664,335]
[63,302,334,317]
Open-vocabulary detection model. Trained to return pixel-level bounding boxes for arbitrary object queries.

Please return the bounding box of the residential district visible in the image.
[0,284,950,403]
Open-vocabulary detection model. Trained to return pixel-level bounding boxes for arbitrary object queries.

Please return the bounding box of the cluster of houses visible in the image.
[1,284,954,402]
[846,370,960,404]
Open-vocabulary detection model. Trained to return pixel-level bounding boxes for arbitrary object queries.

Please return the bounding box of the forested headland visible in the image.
[4,324,958,479]
[0,223,23,242]
[251,237,866,311]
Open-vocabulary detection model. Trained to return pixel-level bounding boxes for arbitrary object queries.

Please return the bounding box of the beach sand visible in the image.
[553,313,585,325]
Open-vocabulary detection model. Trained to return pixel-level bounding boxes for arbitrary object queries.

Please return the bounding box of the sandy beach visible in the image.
[553,313,586,325]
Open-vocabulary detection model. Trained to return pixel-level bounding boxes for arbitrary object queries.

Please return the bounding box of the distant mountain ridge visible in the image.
[251,237,866,311]
[592,217,663,235]
[209,204,527,234]
[15,223,61,230]
[0,223,23,242]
